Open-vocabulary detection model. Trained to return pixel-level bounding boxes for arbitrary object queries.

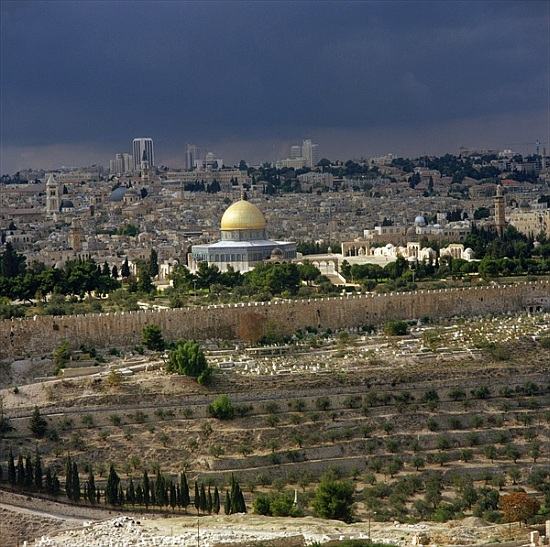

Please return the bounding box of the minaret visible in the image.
[494,184,505,236]
[45,174,60,217]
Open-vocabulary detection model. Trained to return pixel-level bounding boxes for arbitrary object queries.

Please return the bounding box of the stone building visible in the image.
[189,194,296,272]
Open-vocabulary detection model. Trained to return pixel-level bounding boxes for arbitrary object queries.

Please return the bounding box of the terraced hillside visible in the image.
[1,312,549,535]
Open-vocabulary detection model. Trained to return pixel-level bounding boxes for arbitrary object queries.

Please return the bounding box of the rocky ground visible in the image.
[30,513,532,547]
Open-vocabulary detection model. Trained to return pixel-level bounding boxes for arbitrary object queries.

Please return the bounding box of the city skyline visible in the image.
[1,0,548,172]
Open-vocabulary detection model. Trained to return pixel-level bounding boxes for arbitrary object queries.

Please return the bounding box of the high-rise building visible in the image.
[109,153,133,175]
[290,145,302,159]
[185,144,200,170]
[132,138,155,171]
[301,139,319,168]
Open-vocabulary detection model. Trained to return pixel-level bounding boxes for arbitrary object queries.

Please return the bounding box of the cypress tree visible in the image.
[7,449,16,486]
[230,480,239,514]
[65,457,73,500]
[180,472,190,510]
[24,455,33,488]
[102,262,110,276]
[176,484,181,507]
[16,454,24,487]
[143,470,150,508]
[121,257,130,279]
[238,489,246,513]
[150,480,156,506]
[194,481,200,514]
[224,490,231,515]
[96,488,101,504]
[52,472,60,496]
[111,264,119,279]
[127,479,135,505]
[199,483,207,513]
[207,486,213,514]
[34,451,43,490]
[213,486,220,514]
[72,462,80,502]
[118,485,125,505]
[105,465,120,505]
[169,482,177,510]
[155,470,166,506]
[87,470,96,504]
[149,249,159,278]
[45,467,53,494]
[136,484,144,505]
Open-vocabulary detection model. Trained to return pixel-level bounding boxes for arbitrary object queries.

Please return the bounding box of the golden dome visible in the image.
[220,199,266,231]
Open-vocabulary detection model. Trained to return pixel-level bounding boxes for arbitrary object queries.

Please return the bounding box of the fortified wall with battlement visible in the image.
[1,281,549,360]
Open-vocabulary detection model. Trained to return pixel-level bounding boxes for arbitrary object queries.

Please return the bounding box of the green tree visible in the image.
[16,454,24,487]
[1,242,26,277]
[87,470,96,504]
[312,474,354,523]
[30,406,47,438]
[180,472,190,510]
[208,395,235,420]
[194,481,200,514]
[105,465,120,505]
[33,451,43,490]
[71,462,80,502]
[7,449,16,486]
[149,249,159,278]
[141,324,165,352]
[384,320,408,336]
[213,486,220,514]
[45,467,53,494]
[121,258,131,279]
[142,470,150,508]
[224,490,231,515]
[53,340,71,375]
[137,262,154,293]
[167,340,210,381]
[24,455,33,488]
[127,479,135,505]
[199,483,207,512]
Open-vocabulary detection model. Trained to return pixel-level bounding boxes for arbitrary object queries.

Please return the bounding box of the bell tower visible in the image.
[494,184,506,236]
[46,173,61,217]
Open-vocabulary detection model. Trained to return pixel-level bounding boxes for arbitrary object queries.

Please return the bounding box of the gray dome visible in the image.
[414,215,426,226]
[110,187,128,202]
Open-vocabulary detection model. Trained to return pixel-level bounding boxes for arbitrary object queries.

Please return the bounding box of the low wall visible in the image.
[0,281,548,360]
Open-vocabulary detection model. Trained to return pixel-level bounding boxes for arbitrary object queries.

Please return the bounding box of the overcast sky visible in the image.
[1,0,548,173]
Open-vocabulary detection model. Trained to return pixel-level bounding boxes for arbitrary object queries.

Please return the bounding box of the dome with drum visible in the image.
[190,194,296,273]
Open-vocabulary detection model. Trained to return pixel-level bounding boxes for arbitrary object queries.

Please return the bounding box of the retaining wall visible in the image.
[1,281,548,360]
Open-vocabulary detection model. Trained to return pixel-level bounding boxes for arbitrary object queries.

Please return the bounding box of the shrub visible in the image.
[315,397,331,411]
[312,474,355,523]
[208,395,235,420]
[383,320,408,336]
[167,340,210,380]
[81,414,94,427]
[53,340,71,374]
[141,324,165,351]
[30,407,47,438]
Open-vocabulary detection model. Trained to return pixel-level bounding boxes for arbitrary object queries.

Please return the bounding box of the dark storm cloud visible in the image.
[0,0,548,171]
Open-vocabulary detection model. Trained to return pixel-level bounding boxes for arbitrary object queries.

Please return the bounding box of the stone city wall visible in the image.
[0,281,548,360]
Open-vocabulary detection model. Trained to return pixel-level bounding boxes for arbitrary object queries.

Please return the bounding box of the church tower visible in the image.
[46,173,61,217]
[494,184,506,236]
[68,218,83,251]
